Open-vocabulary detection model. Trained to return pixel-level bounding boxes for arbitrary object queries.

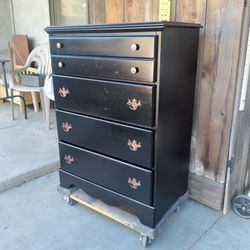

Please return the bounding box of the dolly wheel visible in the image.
[140,234,151,248]
[64,195,76,206]
[232,194,250,219]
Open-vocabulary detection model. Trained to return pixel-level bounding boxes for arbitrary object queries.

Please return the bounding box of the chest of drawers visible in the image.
[45,22,200,228]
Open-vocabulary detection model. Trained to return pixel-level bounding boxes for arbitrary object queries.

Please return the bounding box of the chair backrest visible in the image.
[24,44,51,75]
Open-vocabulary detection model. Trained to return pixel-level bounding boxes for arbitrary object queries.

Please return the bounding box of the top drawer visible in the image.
[50,36,157,58]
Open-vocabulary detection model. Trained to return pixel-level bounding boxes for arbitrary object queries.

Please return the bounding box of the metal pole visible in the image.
[0,61,9,97]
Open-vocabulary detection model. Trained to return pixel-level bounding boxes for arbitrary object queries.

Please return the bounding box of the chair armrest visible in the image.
[9,65,29,75]
[8,66,29,88]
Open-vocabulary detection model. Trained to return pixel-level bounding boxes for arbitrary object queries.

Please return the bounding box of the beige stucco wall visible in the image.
[0,0,13,52]
[12,0,51,48]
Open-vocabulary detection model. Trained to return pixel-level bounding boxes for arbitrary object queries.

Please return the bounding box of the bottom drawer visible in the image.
[59,170,156,228]
[59,142,153,205]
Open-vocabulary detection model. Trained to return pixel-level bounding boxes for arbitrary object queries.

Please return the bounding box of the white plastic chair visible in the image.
[8,44,54,129]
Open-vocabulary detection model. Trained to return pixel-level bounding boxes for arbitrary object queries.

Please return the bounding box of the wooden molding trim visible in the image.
[188,173,224,210]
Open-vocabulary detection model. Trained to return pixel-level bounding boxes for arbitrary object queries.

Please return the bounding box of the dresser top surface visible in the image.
[45,21,201,34]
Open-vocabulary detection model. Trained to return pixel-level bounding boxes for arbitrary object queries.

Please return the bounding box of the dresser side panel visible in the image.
[154,27,200,223]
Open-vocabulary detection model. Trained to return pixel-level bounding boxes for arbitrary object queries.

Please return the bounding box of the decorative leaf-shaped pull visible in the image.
[127,98,142,110]
[58,87,69,97]
[64,154,74,165]
[62,122,72,132]
[128,177,141,189]
[127,139,142,152]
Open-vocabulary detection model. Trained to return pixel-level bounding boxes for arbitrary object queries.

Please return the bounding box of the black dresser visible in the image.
[45,22,200,228]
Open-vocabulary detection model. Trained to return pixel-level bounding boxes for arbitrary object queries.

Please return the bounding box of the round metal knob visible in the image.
[56,42,62,49]
[131,43,139,51]
[130,67,138,74]
[58,62,64,68]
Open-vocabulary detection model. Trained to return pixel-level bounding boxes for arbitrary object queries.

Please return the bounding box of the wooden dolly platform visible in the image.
[57,185,187,248]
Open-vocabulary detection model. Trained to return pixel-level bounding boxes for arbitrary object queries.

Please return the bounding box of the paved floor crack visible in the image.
[189,214,223,250]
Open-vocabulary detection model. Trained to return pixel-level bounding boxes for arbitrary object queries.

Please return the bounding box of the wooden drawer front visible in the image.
[59,142,153,205]
[56,111,154,168]
[52,56,155,83]
[54,76,155,127]
[50,36,156,58]
[59,170,155,227]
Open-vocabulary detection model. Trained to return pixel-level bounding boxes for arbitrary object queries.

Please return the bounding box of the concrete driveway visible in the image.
[0,172,250,250]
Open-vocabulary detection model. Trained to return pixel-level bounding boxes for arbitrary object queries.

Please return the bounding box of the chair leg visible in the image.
[39,89,50,129]
[19,94,25,113]
[45,97,50,129]
[11,89,14,120]
[31,91,40,112]
[18,95,28,119]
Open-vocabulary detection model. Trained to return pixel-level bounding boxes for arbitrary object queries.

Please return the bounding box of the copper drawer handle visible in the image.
[58,87,69,97]
[128,177,141,189]
[131,43,139,51]
[127,98,142,110]
[62,122,72,132]
[64,154,74,165]
[127,139,141,151]
[130,67,138,74]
